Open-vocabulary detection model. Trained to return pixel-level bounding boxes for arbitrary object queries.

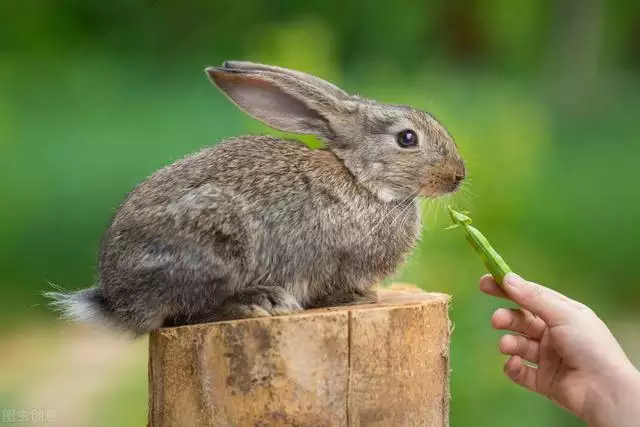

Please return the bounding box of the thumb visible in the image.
[502,273,571,327]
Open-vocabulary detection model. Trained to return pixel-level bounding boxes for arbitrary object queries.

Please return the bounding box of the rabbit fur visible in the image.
[46,61,465,336]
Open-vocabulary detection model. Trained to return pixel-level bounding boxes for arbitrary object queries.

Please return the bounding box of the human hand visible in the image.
[480,272,640,427]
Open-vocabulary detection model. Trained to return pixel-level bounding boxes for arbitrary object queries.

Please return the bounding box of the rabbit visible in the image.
[46,61,466,336]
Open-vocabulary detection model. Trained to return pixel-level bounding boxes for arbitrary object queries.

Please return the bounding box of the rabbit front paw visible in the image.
[163,286,303,327]
[221,286,303,318]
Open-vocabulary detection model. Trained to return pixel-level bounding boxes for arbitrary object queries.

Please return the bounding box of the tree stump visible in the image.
[148,285,451,427]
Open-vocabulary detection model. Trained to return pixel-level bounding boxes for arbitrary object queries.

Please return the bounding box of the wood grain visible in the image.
[148,286,451,427]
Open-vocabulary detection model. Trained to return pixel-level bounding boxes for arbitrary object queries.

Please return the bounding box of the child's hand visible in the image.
[480,273,640,427]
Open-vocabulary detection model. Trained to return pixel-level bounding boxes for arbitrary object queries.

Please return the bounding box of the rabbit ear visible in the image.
[221,61,350,100]
[205,65,347,138]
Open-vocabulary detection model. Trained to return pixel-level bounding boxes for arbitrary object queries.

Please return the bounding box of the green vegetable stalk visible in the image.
[447,206,512,286]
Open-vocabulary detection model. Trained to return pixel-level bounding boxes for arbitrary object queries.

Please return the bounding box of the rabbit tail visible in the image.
[44,287,122,333]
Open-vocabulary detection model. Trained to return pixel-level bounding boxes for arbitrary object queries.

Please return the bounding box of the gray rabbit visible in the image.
[46,61,465,336]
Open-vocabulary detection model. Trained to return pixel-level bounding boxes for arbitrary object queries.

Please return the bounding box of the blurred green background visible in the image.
[1,0,639,426]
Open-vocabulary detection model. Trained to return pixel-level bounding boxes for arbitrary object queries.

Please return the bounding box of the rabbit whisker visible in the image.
[386,194,419,235]
[359,191,419,244]
[398,198,419,235]
[421,198,437,230]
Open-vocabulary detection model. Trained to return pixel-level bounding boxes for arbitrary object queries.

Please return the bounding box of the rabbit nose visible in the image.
[454,165,466,183]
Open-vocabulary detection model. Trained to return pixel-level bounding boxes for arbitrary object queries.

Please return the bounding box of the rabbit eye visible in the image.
[396,129,418,148]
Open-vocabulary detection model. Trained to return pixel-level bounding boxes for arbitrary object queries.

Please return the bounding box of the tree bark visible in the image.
[148,284,451,427]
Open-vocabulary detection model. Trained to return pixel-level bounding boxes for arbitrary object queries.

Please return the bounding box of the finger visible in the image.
[499,334,540,363]
[492,308,547,340]
[502,273,572,327]
[504,355,538,393]
[479,274,509,300]
[480,274,574,318]
[536,330,565,393]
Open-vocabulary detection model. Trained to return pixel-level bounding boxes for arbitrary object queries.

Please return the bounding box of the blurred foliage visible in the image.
[1,1,640,426]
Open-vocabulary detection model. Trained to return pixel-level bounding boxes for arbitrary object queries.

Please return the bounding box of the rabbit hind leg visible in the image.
[305,287,378,309]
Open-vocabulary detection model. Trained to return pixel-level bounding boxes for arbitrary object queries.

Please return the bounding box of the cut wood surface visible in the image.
[148,285,451,427]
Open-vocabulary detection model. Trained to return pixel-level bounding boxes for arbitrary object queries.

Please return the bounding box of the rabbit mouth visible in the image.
[444,180,464,194]
[420,179,463,198]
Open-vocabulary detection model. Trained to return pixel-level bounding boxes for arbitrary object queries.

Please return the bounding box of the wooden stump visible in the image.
[148,285,451,427]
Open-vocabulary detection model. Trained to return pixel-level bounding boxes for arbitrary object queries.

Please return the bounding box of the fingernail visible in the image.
[504,273,524,289]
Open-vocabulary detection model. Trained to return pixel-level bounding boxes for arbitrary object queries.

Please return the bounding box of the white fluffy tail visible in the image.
[44,287,121,332]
